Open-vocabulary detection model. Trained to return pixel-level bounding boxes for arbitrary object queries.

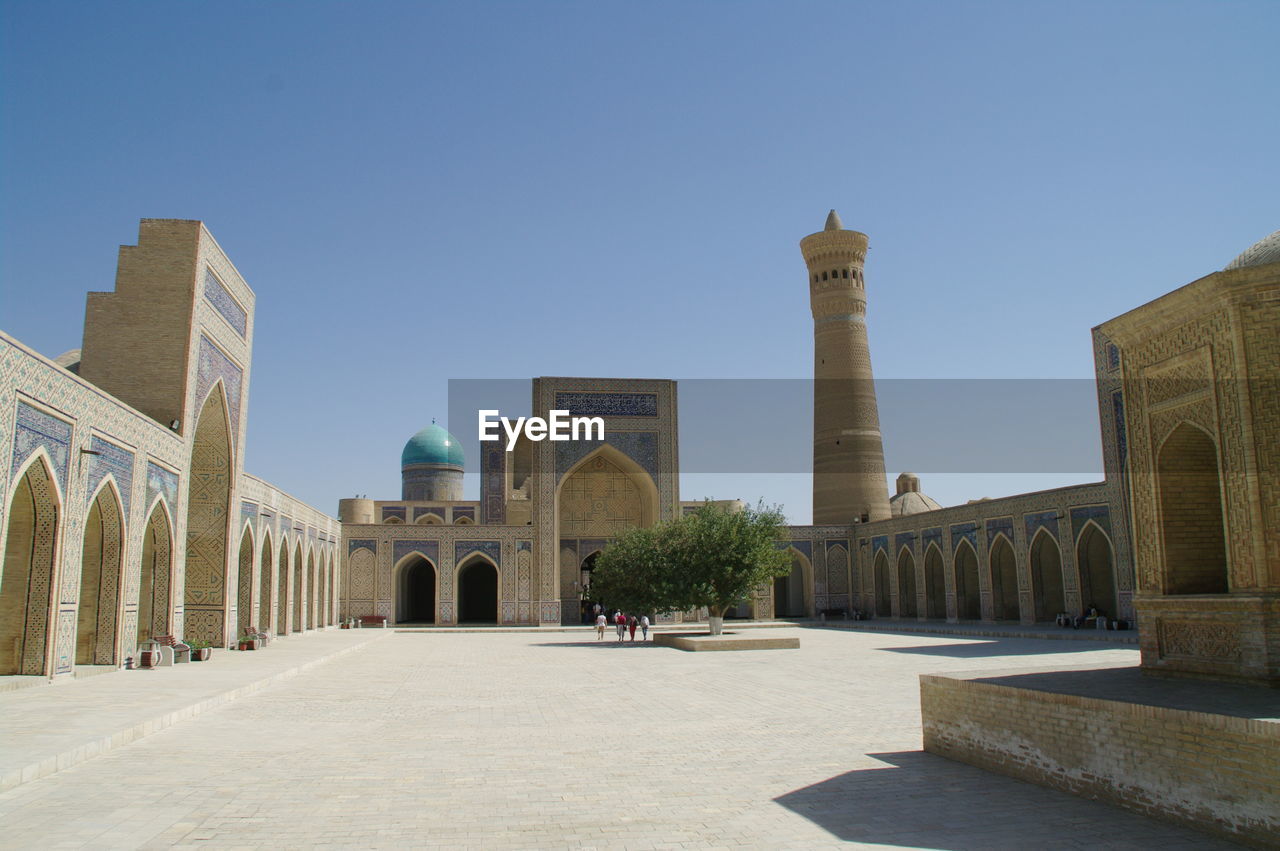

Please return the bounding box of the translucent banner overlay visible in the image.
[448,379,1115,475]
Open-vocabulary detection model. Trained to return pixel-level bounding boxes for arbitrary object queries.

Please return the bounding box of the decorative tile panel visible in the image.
[986,517,1015,545]
[146,462,179,516]
[348,538,377,555]
[894,531,915,553]
[1024,511,1059,540]
[204,267,247,337]
[455,540,501,566]
[413,506,444,522]
[11,401,72,494]
[871,535,889,556]
[1070,505,1112,538]
[482,446,505,524]
[381,505,406,522]
[554,430,658,483]
[86,435,134,516]
[950,522,978,551]
[553,391,658,417]
[393,540,439,565]
[195,335,243,436]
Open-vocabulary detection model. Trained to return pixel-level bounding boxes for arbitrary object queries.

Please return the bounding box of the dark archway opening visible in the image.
[1158,423,1228,594]
[924,546,946,620]
[1077,525,1117,618]
[458,559,498,623]
[1030,530,1065,622]
[398,556,437,623]
[989,537,1020,621]
[580,551,602,623]
[954,541,981,620]
[873,552,891,617]
[897,550,917,618]
[773,555,806,618]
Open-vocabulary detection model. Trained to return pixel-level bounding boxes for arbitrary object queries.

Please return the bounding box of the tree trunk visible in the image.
[708,604,725,635]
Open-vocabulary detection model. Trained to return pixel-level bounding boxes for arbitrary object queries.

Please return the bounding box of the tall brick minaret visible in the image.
[803,210,890,524]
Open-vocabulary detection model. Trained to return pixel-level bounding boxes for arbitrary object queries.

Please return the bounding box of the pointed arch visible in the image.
[556,444,659,535]
[952,538,981,621]
[138,499,173,644]
[258,530,274,633]
[306,547,317,630]
[453,516,473,525]
[394,551,437,623]
[236,526,255,639]
[457,552,499,623]
[1157,422,1227,594]
[185,383,233,644]
[1075,521,1117,617]
[896,546,918,618]
[774,546,812,619]
[78,479,124,665]
[873,550,891,617]
[292,541,304,632]
[1,455,60,675]
[923,542,946,620]
[988,534,1020,620]
[276,539,289,635]
[416,514,443,525]
[1029,528,1065,622]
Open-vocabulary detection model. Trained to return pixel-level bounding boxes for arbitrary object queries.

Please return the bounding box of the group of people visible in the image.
[593,606,650,642]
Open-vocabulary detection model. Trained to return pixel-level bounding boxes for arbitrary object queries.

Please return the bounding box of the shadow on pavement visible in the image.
[773,750,1230,849]
[878,640,1118,658]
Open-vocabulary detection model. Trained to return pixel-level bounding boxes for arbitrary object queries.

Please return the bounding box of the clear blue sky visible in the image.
[3,1,1276,522]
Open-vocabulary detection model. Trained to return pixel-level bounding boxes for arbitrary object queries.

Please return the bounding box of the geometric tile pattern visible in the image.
[553,391,658,417]
[203,267,247,337]
[86,435,134,516]
[554,430,659,483]
[145,462,179,518]
[11,401,72,496]
[195,335,243,438]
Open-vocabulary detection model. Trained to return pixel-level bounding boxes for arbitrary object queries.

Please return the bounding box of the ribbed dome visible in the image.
[890,472,942,517]
[401,423,464,469]
[1224,229,1280,271]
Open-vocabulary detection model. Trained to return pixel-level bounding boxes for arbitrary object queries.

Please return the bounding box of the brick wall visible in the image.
[921,672,1279,845]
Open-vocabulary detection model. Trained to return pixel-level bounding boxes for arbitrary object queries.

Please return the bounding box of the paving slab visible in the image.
[0,629,1236,849]
[0,629,386,793]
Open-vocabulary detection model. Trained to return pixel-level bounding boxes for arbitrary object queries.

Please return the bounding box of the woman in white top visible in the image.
[595,612,607,640]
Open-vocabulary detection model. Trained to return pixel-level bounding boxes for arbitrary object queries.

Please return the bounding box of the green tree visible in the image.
[590,501,793,635]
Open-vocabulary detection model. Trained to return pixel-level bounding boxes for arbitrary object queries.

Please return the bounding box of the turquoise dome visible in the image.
[401,423,464,469]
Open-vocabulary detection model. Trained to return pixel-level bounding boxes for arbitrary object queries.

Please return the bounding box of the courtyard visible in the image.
[0,627,1235,849]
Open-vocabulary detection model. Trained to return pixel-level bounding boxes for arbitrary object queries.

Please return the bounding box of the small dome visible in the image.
[401,423,464,469]
[890,490,943,517]
[1224,229,1280,271]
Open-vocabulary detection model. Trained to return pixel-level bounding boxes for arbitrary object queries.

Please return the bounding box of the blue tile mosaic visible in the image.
[195,335,243,437]
[555,430,659,483]
[86,435,134,516]
[348,539,376,555]
[871,535,889,556]
[456,540,501,567]
[1024,511,1059,541]
[950,522,978,551]
[517,540,531,552]
[922,527,943,547]
[204,267,247,337]
[826,538,851,551]
[452,506,476,519]
[579,538,607,558]
[393,540,439,565]
[481,446,505,525]
[895,531,915,553]
[1112,391,1127,470]
[145,462,178,517]
[241,500,258,522]
[413,507,444,521]
[553,392,658,417]
[1107,343,1120,371]
[381,506,406,521]
[11,402,72,495]
[782,540,812,558]
[1070,505,1112,538]
[986,517,1014,545]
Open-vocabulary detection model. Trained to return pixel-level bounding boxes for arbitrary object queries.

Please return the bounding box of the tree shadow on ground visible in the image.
[878,640,1121,658]
[773,751,1231,849]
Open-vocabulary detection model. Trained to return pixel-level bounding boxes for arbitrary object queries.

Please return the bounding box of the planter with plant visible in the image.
[236,634,260,651]
[186,639,214,661]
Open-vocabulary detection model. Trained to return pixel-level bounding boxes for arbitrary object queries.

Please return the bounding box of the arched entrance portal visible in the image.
[292,543,304,632]
[774,553,807,619]
[924,545,946,620]
[873,551,891,617]
[989,536,1020,621]
[276,545,289,635]
[1030,529,1065,622]
[138,502,172,645]
[1076,524,1116,617]
[258,532,273,633]
[236,529,254,639]
[1158,423,1228,594]
[953,540,981,620]
[1,458,59,675]
[397,555,437,623]
[185,386,232,645]
[897,549,917,618]
[77,484,124,666]
[458,557,498,623]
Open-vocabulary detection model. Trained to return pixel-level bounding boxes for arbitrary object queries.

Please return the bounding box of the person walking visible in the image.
[614,610,627,642]
[640,614,650,641]
[628,614,638,642]
[595,612,607,640]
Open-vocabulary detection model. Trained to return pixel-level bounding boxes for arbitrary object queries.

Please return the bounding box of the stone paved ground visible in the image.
[0,628,1238,849]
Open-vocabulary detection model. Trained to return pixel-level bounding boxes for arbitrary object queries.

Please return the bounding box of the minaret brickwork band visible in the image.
[803,210,891,524]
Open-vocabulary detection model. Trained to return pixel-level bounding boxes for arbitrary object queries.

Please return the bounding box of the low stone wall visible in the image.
[654,632,800,652]
[920,669,1280,846]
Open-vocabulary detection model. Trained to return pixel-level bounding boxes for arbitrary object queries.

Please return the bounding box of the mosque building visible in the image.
[1,216,1276,687]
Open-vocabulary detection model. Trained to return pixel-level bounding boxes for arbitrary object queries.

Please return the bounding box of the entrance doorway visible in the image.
[397,555,437,623]
[458,558,498,623]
